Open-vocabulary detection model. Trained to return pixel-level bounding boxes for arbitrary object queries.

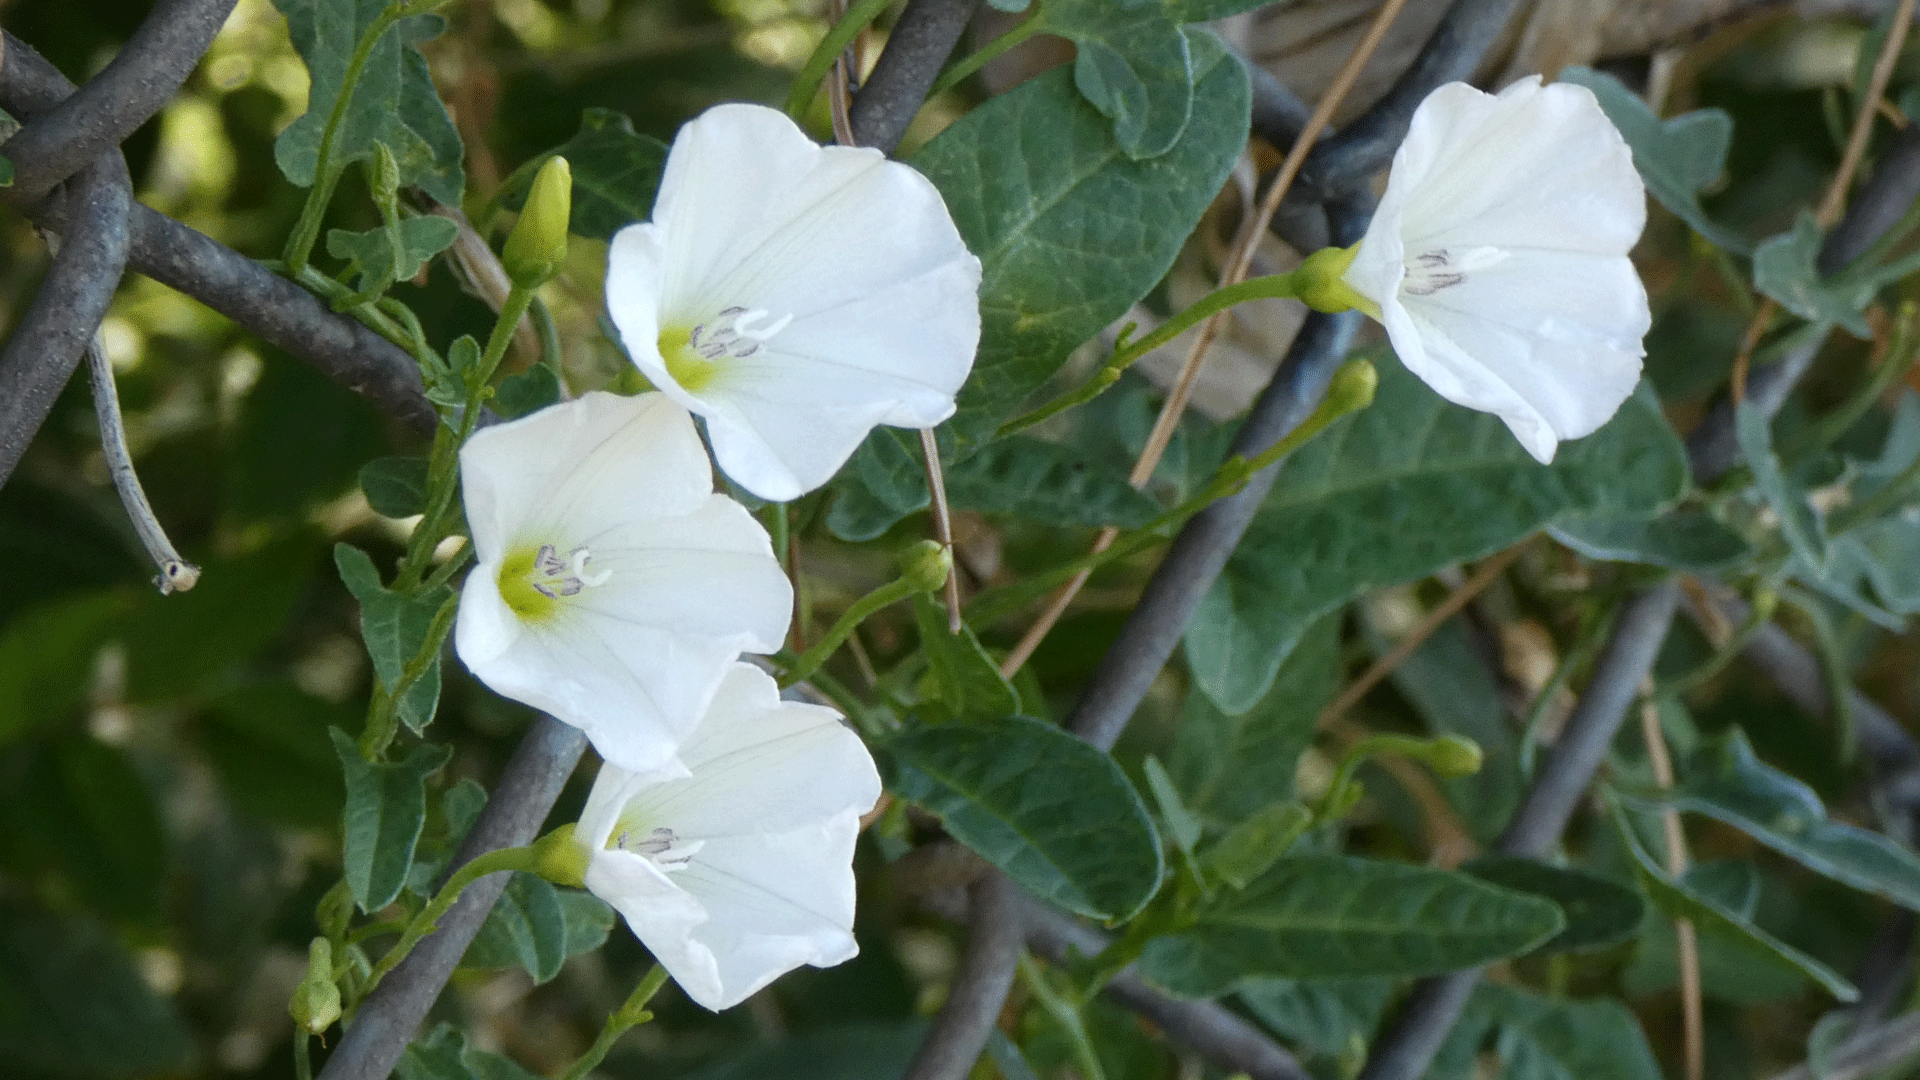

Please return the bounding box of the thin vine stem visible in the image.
[364,844,539,991]
[926,9,1044,101]
[785,0,897,120]
[559,964,671,1080]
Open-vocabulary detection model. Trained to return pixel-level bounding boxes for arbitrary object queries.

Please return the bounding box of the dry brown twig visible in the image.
[1638,694,1704,1080]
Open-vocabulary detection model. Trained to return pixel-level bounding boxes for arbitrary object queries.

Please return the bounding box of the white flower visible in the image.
[1340,76,1650,464]
[605,102,982,502]
[454,391,792,776]
[575,663,882,1011]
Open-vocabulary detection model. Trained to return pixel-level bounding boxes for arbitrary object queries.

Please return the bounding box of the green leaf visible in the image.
[7,736,168,923]
[326,215,459,294]
[912,594,1019,723]
[1611,804,1858,1001]
[360,456,431,518]
[332,729,453,912]
[1169,614,1338,821]
[0,901,194,1078]
[398,1024,542,1080]
[1550,508,1753,571]
[827,430,928,542]
[1059,16,1193,160]
[1845,515,1920,613]
[502,108,668,241]
[201,680,348,829]
[1237,977,1390,1061]
[1136,855,1564,994]
[1656,730,1920,910]
[1141,754,1202,860]
[492,363,562,420]
[271,0,464,204]
[1438,983,1662,1080]
[884,714,1164,920]
[946,436,1160,528]
[1736,400,1827,568]
[915,30,1248,446]
[0,592,129,745]
[556,888,616,956]
[334,543,451,734]
[676,1022,930,1080]
[1557,67,1749,254]
[1378,617,1520,841]
[1184,364,1685,710]
[1753,211,1875,336]
[1462,857,1645,953]
[462,872,569,983]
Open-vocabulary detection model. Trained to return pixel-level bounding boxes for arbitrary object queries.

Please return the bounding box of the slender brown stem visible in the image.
[1316,542,1527,730]
[1639,697,1702,1080]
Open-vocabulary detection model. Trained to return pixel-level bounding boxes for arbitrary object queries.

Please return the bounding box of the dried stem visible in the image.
[85,337,200,593]
[1638,697,1702,1080]
[848,0,976,155]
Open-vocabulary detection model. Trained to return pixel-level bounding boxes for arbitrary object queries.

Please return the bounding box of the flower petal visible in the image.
[623,664,881,840]
[458,391,713,561]
[584,850,724,1004]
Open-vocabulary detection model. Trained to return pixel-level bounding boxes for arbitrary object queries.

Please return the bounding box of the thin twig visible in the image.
[1638,697,1702,1080]
[1316,543,1527,730]
[3,0,237,200]
[85,336,200,593]
[920,427,962,634]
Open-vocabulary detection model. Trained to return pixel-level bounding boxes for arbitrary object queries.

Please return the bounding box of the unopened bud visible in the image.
[901,540,952,595]
[503,156,573,288]
[289,938,342,1036]
[1426,735,1484,778]
[1326,358,1378,415]
[371,144,402,209]
[530,823,590,889]
[1293,243,1381,319]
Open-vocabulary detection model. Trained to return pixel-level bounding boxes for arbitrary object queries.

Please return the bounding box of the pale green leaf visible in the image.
[912,594,1020,724]
[1550,509,1753,570]
[331,730,452,912]
[1753,212,1875,336]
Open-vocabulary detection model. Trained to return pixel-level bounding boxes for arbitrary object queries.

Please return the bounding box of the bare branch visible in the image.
[0,150,130,490]
[900,872,1025,1080]
[1355,579,1682,1080]
[5,0,238,201]
[850,0,978,155]
[317,716,588,1080]
[0,32,437,436]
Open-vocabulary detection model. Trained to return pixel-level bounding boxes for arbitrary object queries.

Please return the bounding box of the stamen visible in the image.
[1403,246,1508,297]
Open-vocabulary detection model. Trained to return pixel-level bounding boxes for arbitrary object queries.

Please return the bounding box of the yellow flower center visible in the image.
[497,542,611,623]
[655,306,792,392]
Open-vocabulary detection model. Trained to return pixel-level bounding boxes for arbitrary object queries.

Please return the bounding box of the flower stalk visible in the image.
[558,964,670,1080]
[364,844,542,991]
[783,541,949,686]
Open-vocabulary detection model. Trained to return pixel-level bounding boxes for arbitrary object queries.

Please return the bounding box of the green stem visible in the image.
[1787,304,1920,456]
[294,1035,313,1080]
[530,294,564,380]
[293,265,421,358]
[1830,442,1920,533]
[1655,588,1776,699]
[358,589,460,759]
[781,575,921,686]
[1017,955,1107,1080]
[927,10,1045,101]
[283,3,428,275]
[365,844,539,990]
[998,273,1302,438]
[559,965,671,1080]
[784,0,898,119]
[968,359,1374,624]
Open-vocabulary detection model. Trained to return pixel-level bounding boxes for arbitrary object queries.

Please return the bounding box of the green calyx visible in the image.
[1293,243,1381,319]
[531,823,591,888]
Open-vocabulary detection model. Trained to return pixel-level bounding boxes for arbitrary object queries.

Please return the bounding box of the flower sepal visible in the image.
[531,823,591,888]
[1294,244,1380,319]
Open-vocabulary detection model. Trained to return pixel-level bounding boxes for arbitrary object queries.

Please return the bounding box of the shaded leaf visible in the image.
[334,543,450,734]
[326,215,459,294]
[913,593,1019,723]
[827,430,927,542]
[1238,977,1390,1061]
[360,456,431,519]
[1136,855,1564,994]
[272,0,463,204]
[915,32,1248,446]
[332,730,453,912]
[1184,365,1685,711]
[1612,804,1858,1001]
[1463,857,1645,953]
[0,592,128,745]
[1753,212,1874,336]
[677,1022,929,1080]
[1437,983,1662,1080]
[1379,616,1520,841]
[462,872,568,983]
[398,1024,541,1080]
[493,364,562,420]
[1550,509,1753,571]
[502,108,668,241]
[201,681,348,829]
[945,436,1160,528]
[1558,67,1749,253]
[885,714,1163,920]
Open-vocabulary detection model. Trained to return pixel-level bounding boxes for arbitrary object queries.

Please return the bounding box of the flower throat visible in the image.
[657,307,792,391]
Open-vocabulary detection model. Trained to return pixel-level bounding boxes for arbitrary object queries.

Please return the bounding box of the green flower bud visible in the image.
[370,144,402,210]
[1293,243,1381,319]
[289,938,342,1036]
[503,156,573,288]
[530,822,590,889]
[1426,735,1484,778]
[1325,358,1378,415]
[900,539,952,595]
